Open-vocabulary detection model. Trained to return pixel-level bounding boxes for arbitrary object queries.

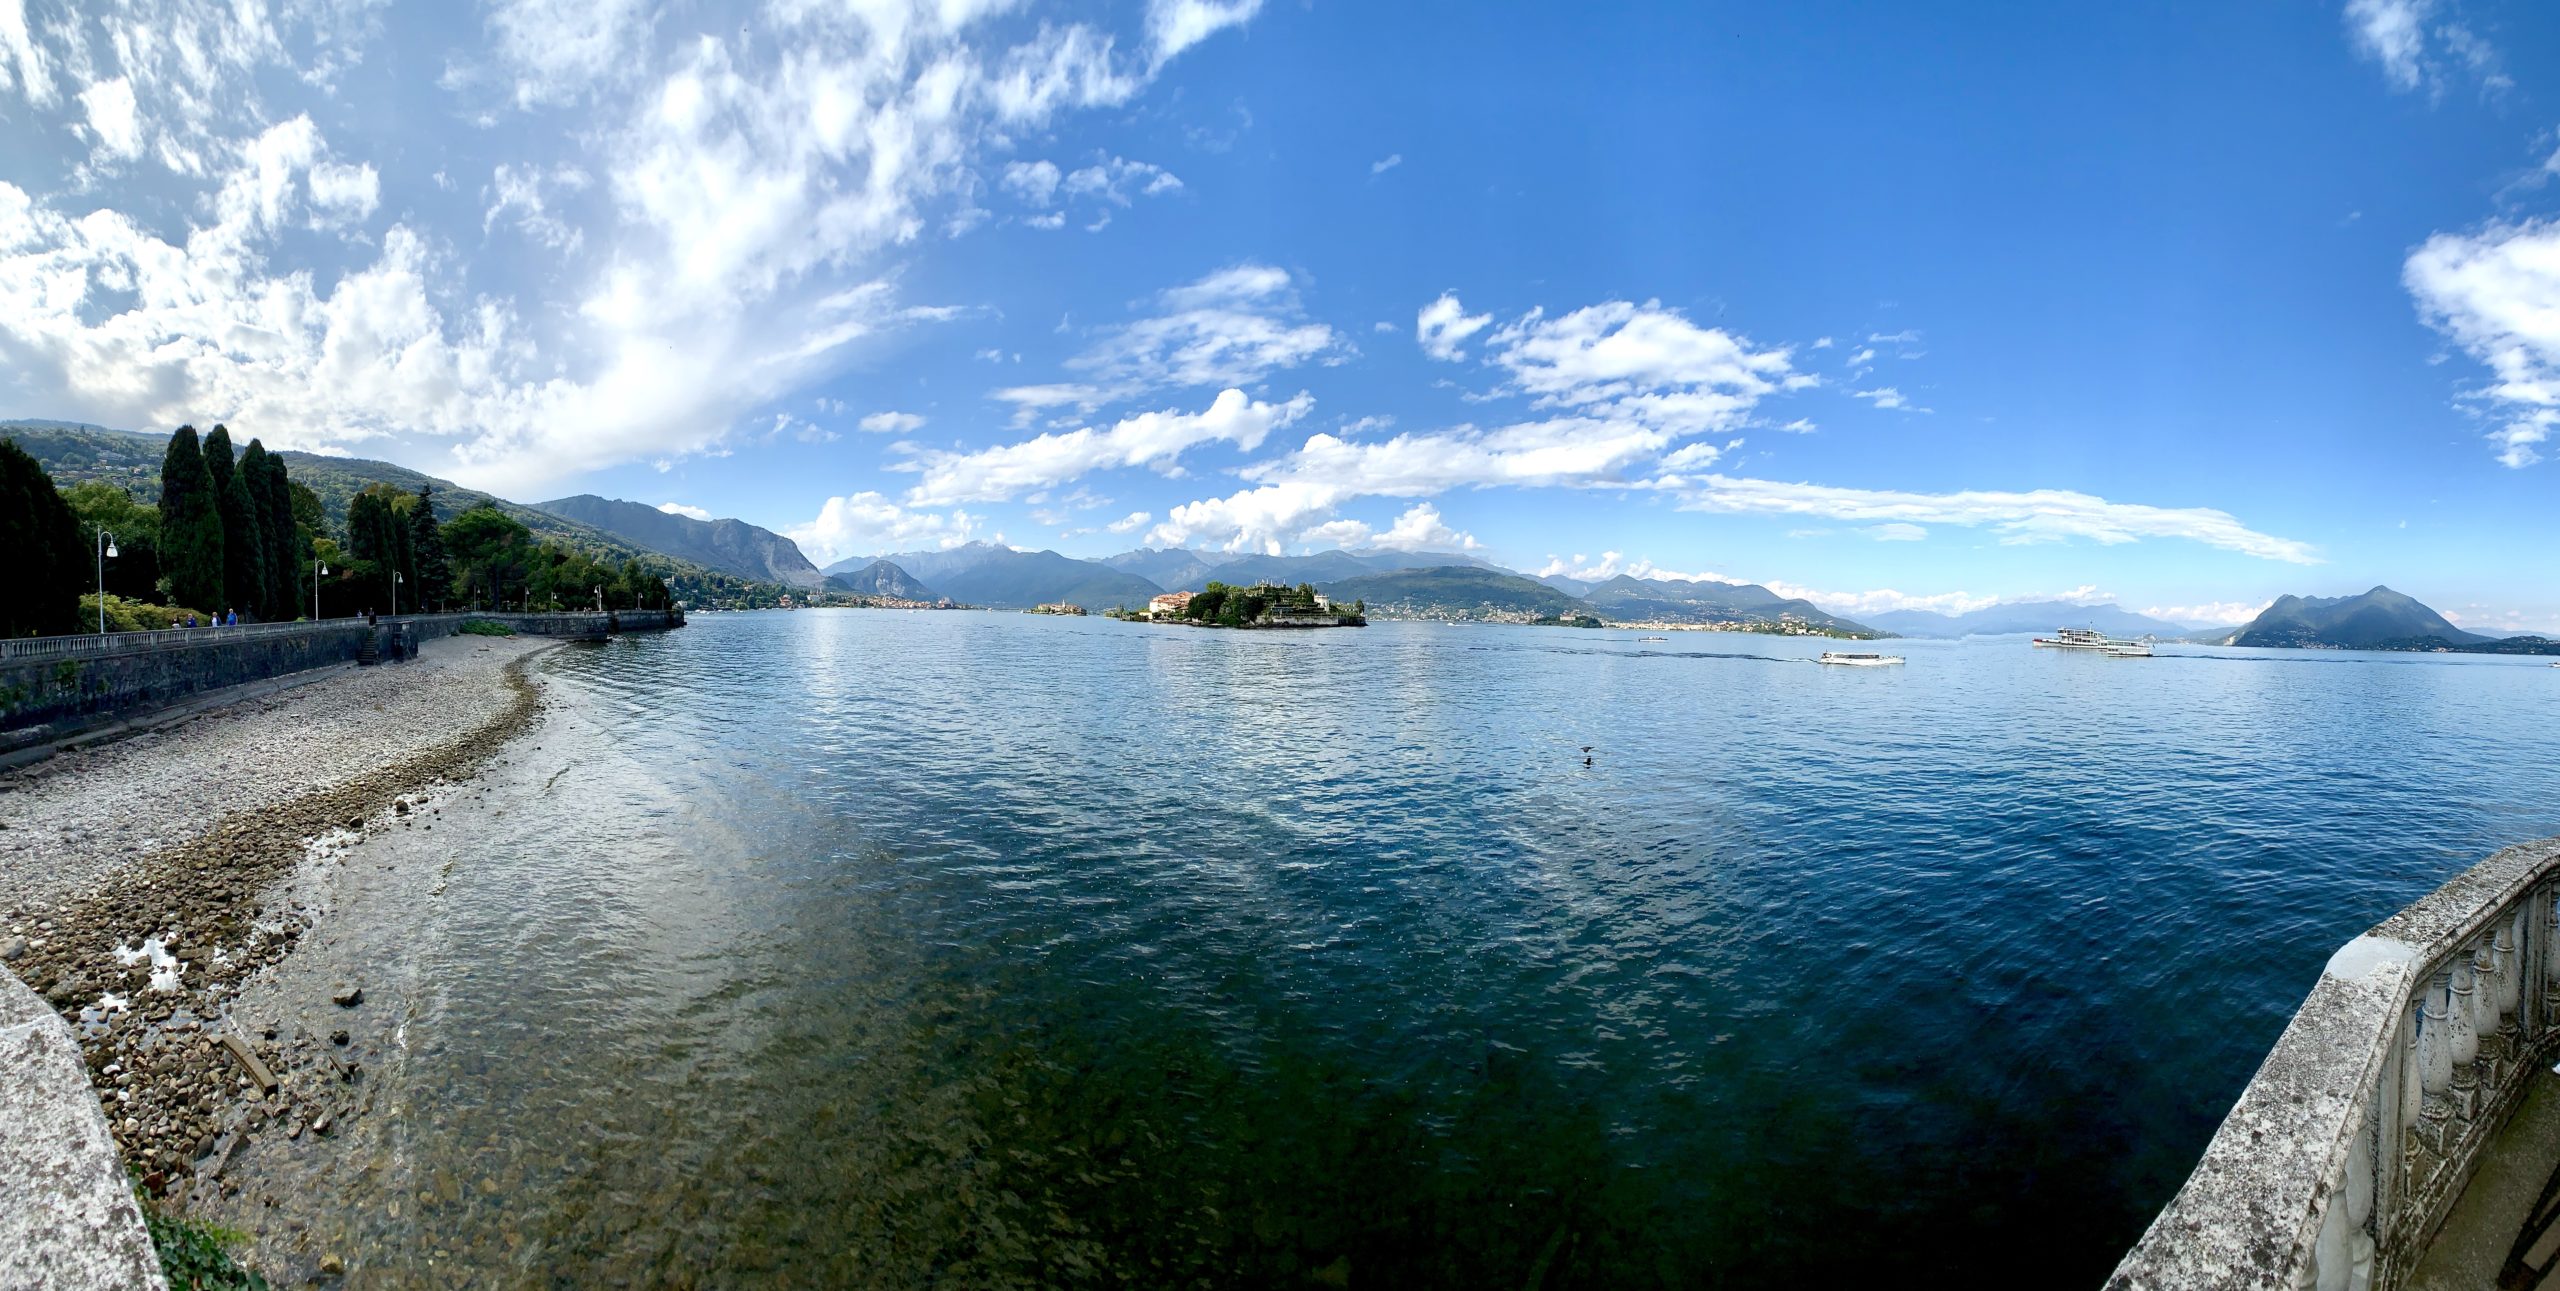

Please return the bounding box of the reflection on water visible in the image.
[235,613,2560,1285]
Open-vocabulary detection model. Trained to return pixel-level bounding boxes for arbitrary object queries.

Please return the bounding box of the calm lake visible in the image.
[238,611,2560,1286]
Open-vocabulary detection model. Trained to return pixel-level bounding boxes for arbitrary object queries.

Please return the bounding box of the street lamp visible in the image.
[594,586,603,612]
[314,559,328,621]
[392,570,403,616]
[95,531,116,635]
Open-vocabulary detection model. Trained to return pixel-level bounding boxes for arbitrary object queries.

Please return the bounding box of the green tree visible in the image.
[222,434,271,618]
[0,442,83,636]
[62,481,163,603]
[408,485,451,611]
[245,442,300,620]
[344,489,402,612]
[155,426,225,613]
[442,505,535,609]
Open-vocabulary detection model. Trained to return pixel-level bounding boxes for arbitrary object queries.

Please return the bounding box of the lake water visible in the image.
[237,612,2560,1286]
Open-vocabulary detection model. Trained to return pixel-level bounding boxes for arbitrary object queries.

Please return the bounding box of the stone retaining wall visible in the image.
[0,965,166,1290]
[0,610,680,740]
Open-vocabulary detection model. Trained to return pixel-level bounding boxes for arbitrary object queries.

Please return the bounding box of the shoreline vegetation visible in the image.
[0,638,552,1283]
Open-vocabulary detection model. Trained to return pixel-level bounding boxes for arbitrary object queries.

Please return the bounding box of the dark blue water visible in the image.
[273,613,2560,1286]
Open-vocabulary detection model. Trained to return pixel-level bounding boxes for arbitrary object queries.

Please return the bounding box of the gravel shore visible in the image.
[0,635,555,1211]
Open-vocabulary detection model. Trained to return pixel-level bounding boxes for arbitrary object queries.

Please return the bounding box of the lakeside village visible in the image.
[1088,581,1369,628]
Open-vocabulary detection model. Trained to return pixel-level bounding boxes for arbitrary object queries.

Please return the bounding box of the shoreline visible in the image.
[0,636,555,1221]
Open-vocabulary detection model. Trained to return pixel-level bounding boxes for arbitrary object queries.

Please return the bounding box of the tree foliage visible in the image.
[62,481,163,603]
[155,426,224,614]
[0,441,84,636]
[245,440,301,621]
[216,431,268,619]
[408,485,451,612]
[442,504,536,609]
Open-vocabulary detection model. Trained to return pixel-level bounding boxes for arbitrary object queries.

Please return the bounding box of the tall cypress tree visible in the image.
[250,446,303,620]
[409,485,450,612]
[0,441,83,636]
[156,426,224,614]
[346,489,403,611]
[204,425,264,617]
[234,440,280,618]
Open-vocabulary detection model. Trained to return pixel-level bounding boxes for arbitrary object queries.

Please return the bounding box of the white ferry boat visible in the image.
[2104,641,2154,658]
[1819,651,1905,667]
[2031,627,2115,650]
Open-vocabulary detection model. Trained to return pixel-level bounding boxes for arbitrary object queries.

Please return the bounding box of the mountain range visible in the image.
[535,494,822,589]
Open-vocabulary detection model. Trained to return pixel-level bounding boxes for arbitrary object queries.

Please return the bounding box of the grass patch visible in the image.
[457,619,516,637]
[140,1192,269,1290]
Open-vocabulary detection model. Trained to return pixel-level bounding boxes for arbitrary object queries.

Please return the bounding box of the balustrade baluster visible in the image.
[2449,959,2480,1072]
[2421,972,2454,1103]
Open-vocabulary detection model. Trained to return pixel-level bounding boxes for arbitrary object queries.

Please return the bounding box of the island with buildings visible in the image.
[1121,582,1367,629]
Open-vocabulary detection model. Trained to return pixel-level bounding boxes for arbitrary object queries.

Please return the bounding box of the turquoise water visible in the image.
[277,612,2560,1285]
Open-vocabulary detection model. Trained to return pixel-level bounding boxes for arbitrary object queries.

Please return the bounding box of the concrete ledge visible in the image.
[0,967,165,1290]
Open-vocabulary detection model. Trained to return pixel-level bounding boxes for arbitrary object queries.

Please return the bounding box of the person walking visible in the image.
[185,613,197,628]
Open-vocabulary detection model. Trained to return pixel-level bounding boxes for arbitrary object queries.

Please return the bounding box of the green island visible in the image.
[1113,581,1368,629]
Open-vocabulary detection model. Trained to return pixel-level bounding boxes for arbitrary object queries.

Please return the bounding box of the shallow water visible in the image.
[234,613,2560,1286]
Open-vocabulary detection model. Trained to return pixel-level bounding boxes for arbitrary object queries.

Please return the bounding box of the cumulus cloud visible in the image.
[1105,510,1152,533]
[0,0,1256,496]
[905,387,1311,505]
[78,76,141,161]
[786,492,981,566]
[859,410,928,434]
[2403,218,2560,467]
[1002,159,1063,206]
[1416,292,1492,361]
[657,501,714,521]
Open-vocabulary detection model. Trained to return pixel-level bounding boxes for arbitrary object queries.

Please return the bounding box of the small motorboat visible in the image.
[2104,641,2154,658]
[1638,635,1669,641]
[1819,651,1905,667]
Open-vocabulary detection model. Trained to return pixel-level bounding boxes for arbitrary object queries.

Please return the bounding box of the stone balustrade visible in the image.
[2111,835,2560,1291]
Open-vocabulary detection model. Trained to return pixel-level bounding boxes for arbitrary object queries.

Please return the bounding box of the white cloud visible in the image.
[997,263,1344,418]
[1416,292,1492,361]
[787,492,981,566]
[1106,510,1151,533]
[2403,218,2560,467]
[1865,522,1927,541]
[1846,347,1876,365]
[906,387,1311,504]
[0,0,1259,497]
[1002,159,1062,205]
[1146,0,1262,68]
[1063,155,1183,205]
[2342,0,2506,96]
[1370,152,1402,175]
[859,410,928,434]
[1777,417,1816,433]
[1852,386,1925,412]
[2345,0,2431,91]
[78,76,141,161]
[657,501,714,521]
[1490,299,1806,415]
[2141,600,2272,628]
[1672,476,2322,563]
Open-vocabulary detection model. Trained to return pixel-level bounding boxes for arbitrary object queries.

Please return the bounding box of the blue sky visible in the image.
[2,2,2557,630]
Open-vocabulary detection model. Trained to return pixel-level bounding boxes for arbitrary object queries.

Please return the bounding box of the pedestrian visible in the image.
[185,613,197,628]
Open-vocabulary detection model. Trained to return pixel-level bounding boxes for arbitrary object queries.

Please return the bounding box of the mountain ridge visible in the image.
[535,494,823,589]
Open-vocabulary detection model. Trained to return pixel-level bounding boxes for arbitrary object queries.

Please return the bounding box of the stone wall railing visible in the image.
[2111,836,2560,1291]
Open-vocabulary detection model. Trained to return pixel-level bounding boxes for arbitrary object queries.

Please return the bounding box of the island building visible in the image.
[1147,591,1193,620]
[2113,833,2560,1290]
[1031,601,1088,616]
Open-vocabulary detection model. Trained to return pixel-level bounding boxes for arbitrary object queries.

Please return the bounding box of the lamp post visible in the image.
[392,570,403,617]
[594,586,603,613]
[95,531,117,635]
[314,559,328,621]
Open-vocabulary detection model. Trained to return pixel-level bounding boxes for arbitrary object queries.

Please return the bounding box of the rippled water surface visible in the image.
[286,612,2560,1286]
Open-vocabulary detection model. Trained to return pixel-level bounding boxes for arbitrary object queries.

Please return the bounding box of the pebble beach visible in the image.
[0,635,555,1251]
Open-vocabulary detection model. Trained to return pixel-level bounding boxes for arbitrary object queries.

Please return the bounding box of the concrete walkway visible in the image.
[0,965,165,1290]
[2412,1070,2560,1290]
